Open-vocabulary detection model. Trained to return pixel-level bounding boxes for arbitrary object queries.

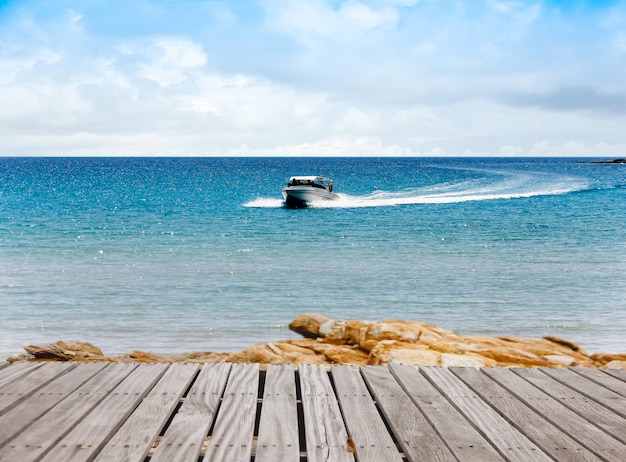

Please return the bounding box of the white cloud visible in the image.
[488,0,542,22]
[135,38,207,87]
[262,0,400,45]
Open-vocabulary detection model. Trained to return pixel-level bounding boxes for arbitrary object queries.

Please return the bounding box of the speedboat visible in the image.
[282,176,338,207]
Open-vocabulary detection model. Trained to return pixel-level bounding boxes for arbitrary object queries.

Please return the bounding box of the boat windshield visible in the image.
[288,177,331,189]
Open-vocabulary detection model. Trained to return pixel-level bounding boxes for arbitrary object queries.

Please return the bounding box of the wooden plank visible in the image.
[94,363,199,462]
[570,367,626,397]
[513,368,626,444]
[0,362,43,389]
[255,365,299,462]
[389,363,504,462]
[0,362,74,415]
[451,366,601,462]
[41,363,169,462]
[0,363,8,372]
[331,365,402,462]
[204,363,260,462]
[484,367,626,461]
[603,369,626,381]
[151,362,232,462]
[541,368,626,418]
[0,362,108,448]
[361,365,455,462]
[421,367,552,462]
[0,363,137,462]
[299,364,353,462]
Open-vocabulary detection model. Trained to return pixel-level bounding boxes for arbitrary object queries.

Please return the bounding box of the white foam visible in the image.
[244,171,589,209]
[243,198,285,208]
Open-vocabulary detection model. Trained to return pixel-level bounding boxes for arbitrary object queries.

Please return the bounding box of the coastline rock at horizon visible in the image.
[11,314,625,369]
[590,158,626,164]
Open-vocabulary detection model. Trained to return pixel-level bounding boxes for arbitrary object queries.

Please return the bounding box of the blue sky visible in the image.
[1,0,625,156]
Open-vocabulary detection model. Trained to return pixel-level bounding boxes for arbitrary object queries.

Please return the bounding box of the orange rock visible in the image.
[368,341,439,366]
[544,336,584,353]
[591,352,626,367]
[24,341,104,361]
[476,348,548,367]
[359,321,424,352]
[309,343,369,365]
[288,313,333,338]
[169,351,230,363]
[602,360,626,369]
[125,350,170,363]
[441,353,495,367]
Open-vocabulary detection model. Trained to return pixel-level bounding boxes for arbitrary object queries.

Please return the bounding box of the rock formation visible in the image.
[9,314,626,369]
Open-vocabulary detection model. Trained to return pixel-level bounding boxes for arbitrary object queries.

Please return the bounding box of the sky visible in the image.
[1,0,625,157]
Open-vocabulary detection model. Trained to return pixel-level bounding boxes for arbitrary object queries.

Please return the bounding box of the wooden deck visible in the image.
[0,362,624,461]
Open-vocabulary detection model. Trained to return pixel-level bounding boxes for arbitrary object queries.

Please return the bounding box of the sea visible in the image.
[1,157,625,359]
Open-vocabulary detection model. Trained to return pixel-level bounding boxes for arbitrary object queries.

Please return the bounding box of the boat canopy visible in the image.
[287,176,332,188]
[288,176,330,182]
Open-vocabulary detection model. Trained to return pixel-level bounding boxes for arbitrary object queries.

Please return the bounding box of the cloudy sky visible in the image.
[1,0,625,156]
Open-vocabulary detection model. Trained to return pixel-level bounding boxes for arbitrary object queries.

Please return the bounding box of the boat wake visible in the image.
[244,171,590,209]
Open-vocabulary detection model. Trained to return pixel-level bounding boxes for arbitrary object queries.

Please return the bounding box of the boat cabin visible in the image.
[287,176,333,190]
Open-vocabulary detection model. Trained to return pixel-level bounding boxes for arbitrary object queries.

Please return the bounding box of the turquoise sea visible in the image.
[1,157,625,358]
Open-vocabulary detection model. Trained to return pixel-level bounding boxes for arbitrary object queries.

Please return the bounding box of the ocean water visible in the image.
[1,157,625,358]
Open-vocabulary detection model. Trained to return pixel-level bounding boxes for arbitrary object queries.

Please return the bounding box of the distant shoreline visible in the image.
[590,158,626,164]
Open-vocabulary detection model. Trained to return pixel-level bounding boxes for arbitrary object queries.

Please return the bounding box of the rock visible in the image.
[359,321,423,352]
[592,353,626,367]
[441,353,493,368]
[169,351,230,363]
[601,360,626,369]
[125,350,170,363]
[24,341,104,361]
[542,355,576,367]
[368,341,439,366]
[544,336,584,353]
[288,313,334,338]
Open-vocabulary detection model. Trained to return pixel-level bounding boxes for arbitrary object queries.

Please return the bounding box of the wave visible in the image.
[244,171,591,209]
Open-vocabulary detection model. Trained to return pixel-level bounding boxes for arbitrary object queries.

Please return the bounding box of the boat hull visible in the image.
[282,187,338,207]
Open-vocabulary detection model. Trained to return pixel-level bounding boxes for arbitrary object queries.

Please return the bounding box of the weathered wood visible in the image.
[603,369,626,381]
[150,362,232,462]
[40,363,168,462]
[451,366,601,462]
[390,363,504,462]
[0,362,74,415]
[0,363,8,372]
[541,368,626,418]
[255,365,300,462]
[484,367,626,461]
[570,367,626,397]
[299,364,353,462]
[0,363,137,462]
[421,366,552,462]
[0,362,43,389]
[0,362,108,448]
[204,363,260,461]
[331,365,402,462]
[361,365,455,462]
[1,363,625,462]
[513,367,626,444]
[94,363,198,462]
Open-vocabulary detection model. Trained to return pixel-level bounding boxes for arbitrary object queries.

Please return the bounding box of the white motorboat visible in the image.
[282,176,338,207]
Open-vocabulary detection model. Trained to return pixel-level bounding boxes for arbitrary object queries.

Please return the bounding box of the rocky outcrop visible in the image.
[10,314,625,369]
